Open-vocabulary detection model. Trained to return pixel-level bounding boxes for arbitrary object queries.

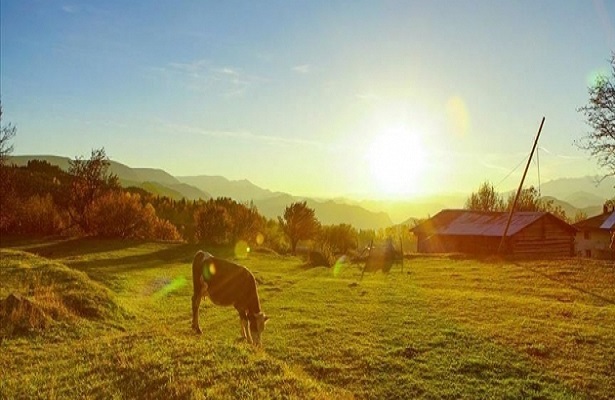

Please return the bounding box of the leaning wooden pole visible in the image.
[497,117,546,254]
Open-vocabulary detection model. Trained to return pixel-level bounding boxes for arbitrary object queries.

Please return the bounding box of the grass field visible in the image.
[1,238,614,399]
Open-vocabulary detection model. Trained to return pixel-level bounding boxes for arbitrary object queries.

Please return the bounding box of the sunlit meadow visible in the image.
[1,238,614,399]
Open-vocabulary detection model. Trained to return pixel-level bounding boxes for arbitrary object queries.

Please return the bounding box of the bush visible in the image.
[88,191,181,240]
[194,202,231,244]
[7,194,67,236]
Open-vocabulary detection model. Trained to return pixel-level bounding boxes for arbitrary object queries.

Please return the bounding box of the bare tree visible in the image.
[68,148,120,232]
[0,104,16,166]
[577,53,615,181]
[0,104,17,232]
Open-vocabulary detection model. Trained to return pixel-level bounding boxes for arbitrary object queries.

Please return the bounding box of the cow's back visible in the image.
[204,257,256,308]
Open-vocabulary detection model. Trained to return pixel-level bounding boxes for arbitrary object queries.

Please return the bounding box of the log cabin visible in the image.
[410,209,576,257]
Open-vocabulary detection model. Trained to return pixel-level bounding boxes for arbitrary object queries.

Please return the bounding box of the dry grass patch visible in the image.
[0,249,129,337]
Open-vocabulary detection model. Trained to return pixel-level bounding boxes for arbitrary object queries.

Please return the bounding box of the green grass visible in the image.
[1,238,614,399]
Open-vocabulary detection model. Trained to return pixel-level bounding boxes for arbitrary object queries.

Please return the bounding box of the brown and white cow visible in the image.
[191,251,269,345]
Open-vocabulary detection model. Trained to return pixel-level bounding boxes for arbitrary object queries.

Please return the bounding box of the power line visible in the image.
[495,154,530,189]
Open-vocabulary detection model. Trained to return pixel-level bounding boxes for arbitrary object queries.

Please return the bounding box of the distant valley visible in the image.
[9,155,614,228]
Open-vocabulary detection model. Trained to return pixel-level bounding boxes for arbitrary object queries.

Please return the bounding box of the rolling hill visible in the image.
[8,155,211,201]
[8,155,392,228]
[177,175,280,202]
[8,154,612,227]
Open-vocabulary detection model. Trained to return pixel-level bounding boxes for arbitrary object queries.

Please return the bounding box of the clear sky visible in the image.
[2,1,614,199]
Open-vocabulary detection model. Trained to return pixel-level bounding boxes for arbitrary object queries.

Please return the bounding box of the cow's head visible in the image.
[251,312,269,346]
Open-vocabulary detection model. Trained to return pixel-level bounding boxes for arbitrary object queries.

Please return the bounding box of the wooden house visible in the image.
[410,209,576,257]
[573,206,615,260]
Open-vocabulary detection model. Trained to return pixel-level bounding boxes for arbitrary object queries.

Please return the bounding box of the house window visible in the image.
[585,249,592,258]
[583,231,590,240]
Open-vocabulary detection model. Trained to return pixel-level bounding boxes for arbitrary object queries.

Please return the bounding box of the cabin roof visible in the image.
[573,211,615,231]
[411,209,576,237]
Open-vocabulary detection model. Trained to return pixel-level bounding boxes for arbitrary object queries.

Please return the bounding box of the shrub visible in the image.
[10,194,67,236]
[88,191,181,240]
[194,202,231,244]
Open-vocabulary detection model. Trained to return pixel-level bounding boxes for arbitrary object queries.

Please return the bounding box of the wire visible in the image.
[495,154,530,189]
[536,146,541,196]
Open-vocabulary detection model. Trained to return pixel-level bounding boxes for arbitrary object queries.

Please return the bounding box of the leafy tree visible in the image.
[506,186,543,212]
[465,181,505,212]
[213,197,265,244]
[573,210,588,223]
[67,148,119,232]
[262,219,289,253]
[506,186,569,222]
[319,223,358,254]
[16,194,66,236]
[577,53,615,181]
[278,201,321,254]
[88,191,180,240]
[194,201,231,245]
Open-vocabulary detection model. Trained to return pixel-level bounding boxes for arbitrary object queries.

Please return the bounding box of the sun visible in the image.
[366,127,428,197]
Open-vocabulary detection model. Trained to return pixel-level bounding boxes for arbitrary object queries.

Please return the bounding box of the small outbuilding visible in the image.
[410,209,577,257]
[573,205,615,260]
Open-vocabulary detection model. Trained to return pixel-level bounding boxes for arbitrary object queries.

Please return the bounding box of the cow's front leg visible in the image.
[236,309,253,343]
[192,294,202,334]
[192,283,208,334]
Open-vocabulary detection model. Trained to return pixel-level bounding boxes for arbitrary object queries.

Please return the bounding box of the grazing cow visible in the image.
[191,251,269,345]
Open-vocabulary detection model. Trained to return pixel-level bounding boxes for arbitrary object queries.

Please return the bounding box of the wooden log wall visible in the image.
[511,216,574,257]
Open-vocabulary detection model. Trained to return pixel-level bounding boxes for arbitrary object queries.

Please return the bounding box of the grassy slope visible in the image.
[0,238,613,399]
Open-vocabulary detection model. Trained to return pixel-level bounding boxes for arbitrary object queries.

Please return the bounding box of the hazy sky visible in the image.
[2,1,614,199]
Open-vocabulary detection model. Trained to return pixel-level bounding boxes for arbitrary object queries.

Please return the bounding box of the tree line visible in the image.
[0,144,411,259]
[463,181,578,221]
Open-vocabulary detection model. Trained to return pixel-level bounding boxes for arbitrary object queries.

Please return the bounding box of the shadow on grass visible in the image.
[518,263,615,306]
[68,243,238,275]
[1,236,140,259]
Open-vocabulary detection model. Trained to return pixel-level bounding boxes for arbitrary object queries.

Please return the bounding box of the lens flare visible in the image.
[153,275,187,298]
[234,240,249,259]
[333,255,349,277]
[446,95,470,138]
[256,233,265,245]
[203,262,216,280]
[586,67,609,87]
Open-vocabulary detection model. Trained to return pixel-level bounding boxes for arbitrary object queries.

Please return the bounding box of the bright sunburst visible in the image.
[366,127,428,197]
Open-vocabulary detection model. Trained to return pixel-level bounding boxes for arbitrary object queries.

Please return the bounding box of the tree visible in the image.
[573,210,588,224]
[506,186,569,222]
[0,105,17,232]
[319,223,358,254]
[465,181,505,212]
[506,186,543,212]
[194,201,231,245]
[213,198,265,244]
[68,148,120,233]
[278,201,321,254]
[577,53,615,181]
[0,104,16,166]
[88,191,180,240]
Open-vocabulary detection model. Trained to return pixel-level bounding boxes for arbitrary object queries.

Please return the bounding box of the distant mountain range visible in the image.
[9,155,613,228]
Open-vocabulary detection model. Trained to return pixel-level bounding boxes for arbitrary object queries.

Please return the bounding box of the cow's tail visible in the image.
[192,250,207,294]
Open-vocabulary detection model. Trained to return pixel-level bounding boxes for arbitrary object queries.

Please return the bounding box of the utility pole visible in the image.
[497,117,546,254]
